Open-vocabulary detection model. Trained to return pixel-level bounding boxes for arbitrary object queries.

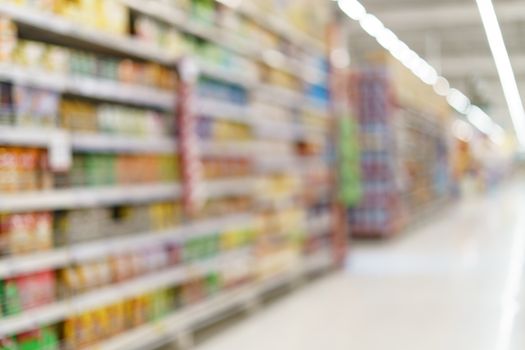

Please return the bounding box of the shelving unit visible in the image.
[0,1,338,349]
[349,59,452,238]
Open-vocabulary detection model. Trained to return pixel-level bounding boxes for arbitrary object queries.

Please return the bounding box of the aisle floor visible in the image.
[195,180,525,350]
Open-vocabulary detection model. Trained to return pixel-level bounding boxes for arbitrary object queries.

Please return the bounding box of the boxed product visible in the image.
[13,85,60,127]
[0,148,49,193]
[60,259,113,297]
[0,16,16,63]
[0,338,17,350]
[15,327,59,350]
[2,271,56,315]
[0,212,53,255]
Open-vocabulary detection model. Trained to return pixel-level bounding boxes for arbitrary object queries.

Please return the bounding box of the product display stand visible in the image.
[0,1,340,349]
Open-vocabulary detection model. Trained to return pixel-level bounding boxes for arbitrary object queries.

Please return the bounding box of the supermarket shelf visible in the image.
[256,84,304,109]
[0,65,175,110]
[0,183,182,212]
[197,99,254,124]
[255,85,330,114]
[253,121,328,143]
[0,213,253,279]
[256,154,330,173]
[73,133,176,154]
[0,3,176,65]
[0,126,177,154]
[0,126,52,148]
[0,249,253,337]
[205,177,258,198]
[200,141,256,157]
[198,60,259,88]
[84,250,333,350]
[0,178,257,212]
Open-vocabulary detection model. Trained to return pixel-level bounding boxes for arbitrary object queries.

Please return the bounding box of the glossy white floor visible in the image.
[195,179,525,350]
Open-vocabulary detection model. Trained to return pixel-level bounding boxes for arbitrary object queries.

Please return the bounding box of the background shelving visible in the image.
[349,57,453,238]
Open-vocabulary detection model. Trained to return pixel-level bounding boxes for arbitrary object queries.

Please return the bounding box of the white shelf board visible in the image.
[0,126,52,147]
[0,177,256,212]
[0,183,181,212]
[255,84,304,109]
[198,60,259,88]
[0,127,177,154]
[199,141,257,157]
[72,133,177,154]
[205,177,258,198]
[197,98,255,124]
[0,65,175,110]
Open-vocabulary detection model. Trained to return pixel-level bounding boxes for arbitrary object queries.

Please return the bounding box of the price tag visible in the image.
[48,130,72,172]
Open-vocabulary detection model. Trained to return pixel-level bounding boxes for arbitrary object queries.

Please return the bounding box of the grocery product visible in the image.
[53,201,182,245]
[12,327,59,350]
[60,98,172,137]
[53,153,179,189]
[2,271,56,315]
[0,212,53,255]
[0,147,49,193]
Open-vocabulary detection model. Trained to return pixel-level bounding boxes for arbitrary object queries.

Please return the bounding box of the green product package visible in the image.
[338,116,362,206]
[206,273,221,295]
[16,328,58,350]
[41,327,59,350]
[192,0,214,23]
[3,280,21,316]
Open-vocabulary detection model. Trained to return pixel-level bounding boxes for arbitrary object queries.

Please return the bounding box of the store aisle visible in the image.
[195,180,525,350]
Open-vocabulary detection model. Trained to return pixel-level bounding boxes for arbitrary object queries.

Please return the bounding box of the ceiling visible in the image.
[345,0,525,129]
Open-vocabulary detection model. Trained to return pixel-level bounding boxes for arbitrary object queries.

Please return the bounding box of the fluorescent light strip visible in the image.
[337,0,506,144]
[476,0,525,147]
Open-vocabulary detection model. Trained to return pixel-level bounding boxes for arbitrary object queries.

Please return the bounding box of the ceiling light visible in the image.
[359,14,384,38]
[422,65,438,85]
[338,0,366,21]
[376,28,399,52]
[490,124,506,144]
[434,77,450,96]
[447,89,471,114]
[476,0,525,147]
[467,105,495,135]
[389,41,410,61]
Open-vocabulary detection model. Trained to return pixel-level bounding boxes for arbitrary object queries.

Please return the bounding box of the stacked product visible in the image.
[0,0,339,349]
[349,58,452,237]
